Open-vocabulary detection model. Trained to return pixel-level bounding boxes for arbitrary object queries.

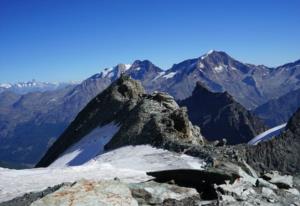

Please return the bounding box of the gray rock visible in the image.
[31,179,138,206]
[263,171,293,189]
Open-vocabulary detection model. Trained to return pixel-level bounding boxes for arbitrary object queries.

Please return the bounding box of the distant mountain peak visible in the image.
[200,50,228,60]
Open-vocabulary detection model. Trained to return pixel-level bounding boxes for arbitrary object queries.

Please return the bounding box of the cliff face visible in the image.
[245,107,300,174]
[36,76,204,167]
[179,82,267,145]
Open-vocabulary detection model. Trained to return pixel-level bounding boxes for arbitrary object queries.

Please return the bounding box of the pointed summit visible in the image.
[180,83,267,144]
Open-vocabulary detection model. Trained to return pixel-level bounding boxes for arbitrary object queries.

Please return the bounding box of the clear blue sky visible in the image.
[0,0,299,83]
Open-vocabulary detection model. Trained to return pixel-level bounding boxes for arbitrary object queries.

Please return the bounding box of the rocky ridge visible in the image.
[36,75,204,167]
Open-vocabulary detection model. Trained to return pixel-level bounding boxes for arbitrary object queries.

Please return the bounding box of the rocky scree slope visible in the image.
[179,82,267,144]
[36,75,204,167]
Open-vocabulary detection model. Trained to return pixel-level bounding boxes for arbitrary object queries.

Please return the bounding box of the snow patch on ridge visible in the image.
[163,72,177,79]
[50,122,120,167]
[124,64,132,70]
[248,123,287,145]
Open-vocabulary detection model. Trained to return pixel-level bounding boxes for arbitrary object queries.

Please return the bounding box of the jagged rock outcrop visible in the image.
[245,107,300,174]
[179,82,267,144]
[36,76,204,167]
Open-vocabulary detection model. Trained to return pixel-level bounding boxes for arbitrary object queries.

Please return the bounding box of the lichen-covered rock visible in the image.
[27,179,201,206]
[31,179,138,206]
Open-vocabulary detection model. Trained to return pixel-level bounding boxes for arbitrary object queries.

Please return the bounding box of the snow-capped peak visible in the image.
[0,83,12,89]
[201,49,216,60]
[207,49,215,55]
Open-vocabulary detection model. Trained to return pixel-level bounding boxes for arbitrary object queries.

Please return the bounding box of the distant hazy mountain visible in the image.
[0,80,78,94]
[179,82,267,144]
[253,88,300,126]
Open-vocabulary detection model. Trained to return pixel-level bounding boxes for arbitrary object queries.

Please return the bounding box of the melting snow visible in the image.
[50,122,120,167]
[248,123,287,145]
[163,72,177,79]
[0,145,206,203]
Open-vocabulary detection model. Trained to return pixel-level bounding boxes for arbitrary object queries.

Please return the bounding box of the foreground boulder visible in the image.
[36,76,204,167]
[5,179,201,206]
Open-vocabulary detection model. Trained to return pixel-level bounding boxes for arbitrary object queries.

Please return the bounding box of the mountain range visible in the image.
[0,50,300,167]
[0,80,78,94]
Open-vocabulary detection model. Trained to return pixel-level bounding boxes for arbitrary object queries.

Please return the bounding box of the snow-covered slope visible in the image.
[248,123,287,145]
[50,122,120,167]
[0,145,206,203]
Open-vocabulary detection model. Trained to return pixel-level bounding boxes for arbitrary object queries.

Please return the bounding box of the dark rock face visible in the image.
[179,82,267,144]
[245,107,300,174]
[36,76,204,167]
[254,88,300,127]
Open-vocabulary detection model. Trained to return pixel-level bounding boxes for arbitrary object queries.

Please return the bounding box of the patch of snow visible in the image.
[124,64,132,70]
[134,67,141,71]
[152,72,165,81]
[163,72,177,79]
[213,65,224,73]
[0,145,206,203]
[231,66,238,71]
[50,122,120,167]
[248,123,287,145]
[101,68,113,78]
[198,62,205,69]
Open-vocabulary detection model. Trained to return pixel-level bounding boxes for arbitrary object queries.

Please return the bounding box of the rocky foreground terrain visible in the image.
[1,76,300,205]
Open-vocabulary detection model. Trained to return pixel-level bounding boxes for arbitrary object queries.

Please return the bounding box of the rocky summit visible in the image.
[179,82,267,144]
[36,75,204,167]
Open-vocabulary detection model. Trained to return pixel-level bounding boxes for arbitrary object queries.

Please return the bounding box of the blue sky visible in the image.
[0,0,300,83]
